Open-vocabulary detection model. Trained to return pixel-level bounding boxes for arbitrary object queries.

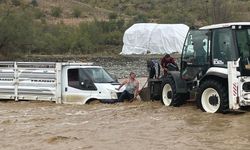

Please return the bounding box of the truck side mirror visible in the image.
[81,80,93,88]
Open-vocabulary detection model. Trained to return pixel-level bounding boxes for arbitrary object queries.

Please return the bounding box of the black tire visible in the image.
[182,92,190,102]
[161,76,187,107]
[197,79,229,113]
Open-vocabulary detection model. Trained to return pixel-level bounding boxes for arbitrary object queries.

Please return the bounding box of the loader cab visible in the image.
[180,30,210,81]
[180,24,250,80]
[161,22,250,113]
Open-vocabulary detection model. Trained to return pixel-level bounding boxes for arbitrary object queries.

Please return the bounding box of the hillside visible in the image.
[0,0,250,59]
[26,0,250,26]
[21,0,112,25]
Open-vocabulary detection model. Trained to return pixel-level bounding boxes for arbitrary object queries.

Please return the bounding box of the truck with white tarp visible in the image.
[0,62,121,104]
[121,23,189,54]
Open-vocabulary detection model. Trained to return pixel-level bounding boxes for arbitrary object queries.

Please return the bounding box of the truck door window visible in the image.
[68,69,96,90]
[212,28,236,66]
[68,69,80,89]
[79,69,97,90]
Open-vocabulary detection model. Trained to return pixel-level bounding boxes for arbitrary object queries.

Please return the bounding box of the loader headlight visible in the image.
[243,82,250,92]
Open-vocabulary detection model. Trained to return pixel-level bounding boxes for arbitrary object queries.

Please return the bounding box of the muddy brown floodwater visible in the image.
[1,100,250,150]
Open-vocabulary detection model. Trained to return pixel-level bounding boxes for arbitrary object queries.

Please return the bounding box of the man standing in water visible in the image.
[116,72,139,102]
[100,72,139,103]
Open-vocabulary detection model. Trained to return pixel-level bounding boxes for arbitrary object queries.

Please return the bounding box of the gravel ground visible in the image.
[4,53,181,78]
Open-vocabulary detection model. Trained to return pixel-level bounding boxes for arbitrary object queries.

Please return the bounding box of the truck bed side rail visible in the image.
[0,62,58,102]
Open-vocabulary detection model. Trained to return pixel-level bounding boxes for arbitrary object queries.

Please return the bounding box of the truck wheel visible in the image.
[161,77,185,107]
[197,80,228,113]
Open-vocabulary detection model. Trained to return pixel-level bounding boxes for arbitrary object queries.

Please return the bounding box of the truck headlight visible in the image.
[110,91,118,99]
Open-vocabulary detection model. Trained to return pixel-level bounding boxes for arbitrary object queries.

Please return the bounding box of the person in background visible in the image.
[147,59,160,79]
[161,54,178,75]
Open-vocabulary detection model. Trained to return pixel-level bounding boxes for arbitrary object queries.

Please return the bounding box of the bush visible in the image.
[11,0,21,6]
[51,7,62,18]
[116,19,125,31]
[72,7,82,18]
[124,5,137,16]
[31,0,38,7]
[103,31,122,45]
[133,13,148,23]
[33,8,44,19]
[108,12,118,20]
[99,20,117,32]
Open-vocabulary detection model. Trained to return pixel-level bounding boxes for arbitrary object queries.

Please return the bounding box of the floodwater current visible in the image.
[0,100,250,150]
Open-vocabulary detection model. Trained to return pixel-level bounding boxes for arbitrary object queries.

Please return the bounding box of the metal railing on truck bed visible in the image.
[0,62,61,102]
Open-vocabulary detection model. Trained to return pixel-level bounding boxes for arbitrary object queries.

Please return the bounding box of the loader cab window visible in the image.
[212,28,237,67]
[68,69,96,90]
[181,30,209,80]
[236,28,250,59]
[236,27,250,75]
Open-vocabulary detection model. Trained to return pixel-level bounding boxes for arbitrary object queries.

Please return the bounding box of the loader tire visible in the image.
[197,79,229,113]
[161,76,187,107]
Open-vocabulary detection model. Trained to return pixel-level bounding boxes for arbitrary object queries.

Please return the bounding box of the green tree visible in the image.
[51,7,62,18]
[0,9,33,56]
[103,31,122,45]
[108,12,118,20]
[133,13,148,23]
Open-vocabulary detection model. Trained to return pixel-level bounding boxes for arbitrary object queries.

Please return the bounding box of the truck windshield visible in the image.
[81,68,116,83]
[236,28,250,64]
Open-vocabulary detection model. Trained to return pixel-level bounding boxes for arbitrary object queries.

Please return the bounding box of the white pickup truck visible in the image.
[0,62,122,104]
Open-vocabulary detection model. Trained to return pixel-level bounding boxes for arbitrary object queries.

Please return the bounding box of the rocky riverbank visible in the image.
[16,54,180,79]
[14,54,161,78]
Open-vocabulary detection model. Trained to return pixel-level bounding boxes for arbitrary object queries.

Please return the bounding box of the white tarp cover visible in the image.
[121,23,189,54]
